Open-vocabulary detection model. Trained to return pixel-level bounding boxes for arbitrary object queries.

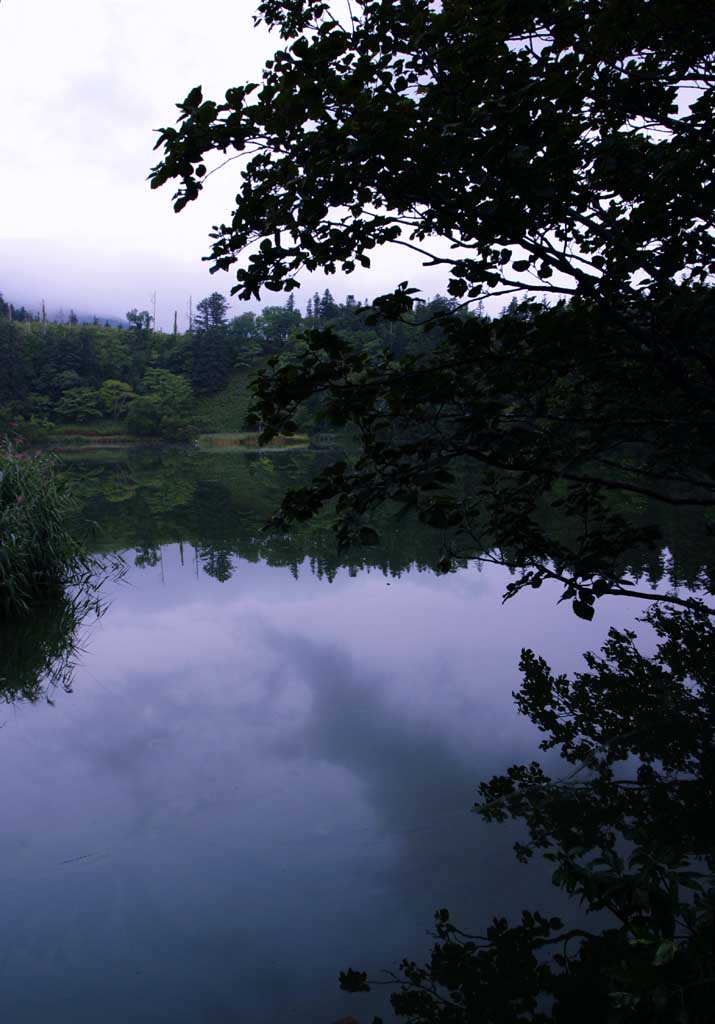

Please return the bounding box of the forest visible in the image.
[0,287,476,441]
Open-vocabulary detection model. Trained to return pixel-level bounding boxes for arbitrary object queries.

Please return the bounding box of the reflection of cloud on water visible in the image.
[0,559,650,1022]
[66,563,647,914]
[45,560,648,862]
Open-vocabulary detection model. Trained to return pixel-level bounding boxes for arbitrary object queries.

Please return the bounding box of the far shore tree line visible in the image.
[0,287,489,440]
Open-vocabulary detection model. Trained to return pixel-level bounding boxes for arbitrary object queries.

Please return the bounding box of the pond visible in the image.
[0,450,709,1022]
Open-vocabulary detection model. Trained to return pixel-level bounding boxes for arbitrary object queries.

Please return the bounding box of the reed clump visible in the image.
[0,441,88,614]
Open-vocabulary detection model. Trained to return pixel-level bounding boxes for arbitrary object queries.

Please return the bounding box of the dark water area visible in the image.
[0,450,710,1022]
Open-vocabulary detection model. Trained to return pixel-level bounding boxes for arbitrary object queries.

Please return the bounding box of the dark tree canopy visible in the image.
[151,0,715,304]
[126,308,153,333]
[194,291,230,331]
[151,0,715,613]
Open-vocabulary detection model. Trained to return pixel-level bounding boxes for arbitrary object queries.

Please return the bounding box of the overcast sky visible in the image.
[0,0,449,327]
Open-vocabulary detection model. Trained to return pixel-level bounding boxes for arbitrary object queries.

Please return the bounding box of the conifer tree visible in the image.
[191,292,231,394]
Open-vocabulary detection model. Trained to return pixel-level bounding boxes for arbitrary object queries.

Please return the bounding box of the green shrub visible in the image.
[126,396,193,441]
[54,386,102,422]
[158,413,193,442]
[126,395,162,436]
[0,442,86,614]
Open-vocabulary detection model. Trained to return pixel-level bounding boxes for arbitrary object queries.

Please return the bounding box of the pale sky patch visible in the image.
[0,0,448,326]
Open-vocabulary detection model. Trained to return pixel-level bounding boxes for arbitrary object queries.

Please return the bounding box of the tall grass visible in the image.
[0,441,97,614]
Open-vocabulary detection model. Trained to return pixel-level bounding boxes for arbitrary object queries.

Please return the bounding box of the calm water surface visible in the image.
[0,451,669,1023]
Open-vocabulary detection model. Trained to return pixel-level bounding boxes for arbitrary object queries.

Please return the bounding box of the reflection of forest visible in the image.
[63,448,461,580]
[62,448,715,589]
[5,449,712,1020]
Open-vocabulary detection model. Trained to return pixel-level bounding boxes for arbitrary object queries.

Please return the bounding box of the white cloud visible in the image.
[0,0,451,322]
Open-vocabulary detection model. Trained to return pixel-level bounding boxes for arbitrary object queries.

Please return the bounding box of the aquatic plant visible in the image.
[0,440,99,614]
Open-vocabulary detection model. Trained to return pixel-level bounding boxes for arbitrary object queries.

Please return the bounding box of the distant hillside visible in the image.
[1,287,477,443]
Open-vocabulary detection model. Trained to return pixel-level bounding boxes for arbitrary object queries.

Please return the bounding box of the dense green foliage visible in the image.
[0,443,89,614]
[0,288,458,441]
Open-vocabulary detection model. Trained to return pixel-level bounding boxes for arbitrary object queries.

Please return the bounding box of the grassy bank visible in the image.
[197,431,309,450]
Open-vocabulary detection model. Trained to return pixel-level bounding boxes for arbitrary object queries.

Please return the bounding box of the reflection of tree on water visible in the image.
[63,449,476,581]
[343,603,714,1022]
[198,543,236,583]
[61,450,715,594]
[59,450,715,1018]
[134,544,161,569]
[0,565,122,706]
